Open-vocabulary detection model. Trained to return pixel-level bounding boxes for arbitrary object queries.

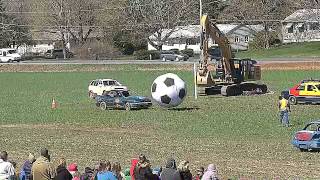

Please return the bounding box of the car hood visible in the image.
[126,96,151,102]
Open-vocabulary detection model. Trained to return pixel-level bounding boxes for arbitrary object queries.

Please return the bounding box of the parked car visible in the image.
[292,120,320,152]
[88,79,128,99]
[282,79,320,105]
[160,51,189,61]
[95,90,152,111]
[0,48,22,62]
[45,49,74,59]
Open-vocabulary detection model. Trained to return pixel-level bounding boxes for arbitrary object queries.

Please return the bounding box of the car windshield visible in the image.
[304,123,320,131]
[103,80,120,86]
[315,84,320,90]
[8,50,17,54]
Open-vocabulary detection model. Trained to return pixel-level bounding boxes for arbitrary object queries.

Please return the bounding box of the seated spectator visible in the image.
[80,167,94,180]
[19,153,36,180]
[31,148,56,180]
[201,164,219,180]
[54,158,72,180]
[0,151,15,180]
[130,159,138,180]
[68,163,80,180]
[160,158,181,180]
[134,154,153,180]
[112,162,125,180]
[178,160,192,180]
[124,168,131,180]
[96,161,116,180]
[194,166,204,180]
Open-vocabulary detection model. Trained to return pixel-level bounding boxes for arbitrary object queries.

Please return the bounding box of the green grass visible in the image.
[1,66,320,178]
[236,41,320,59]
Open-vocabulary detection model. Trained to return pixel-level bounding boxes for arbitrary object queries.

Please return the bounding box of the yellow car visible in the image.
[286,80,320,104]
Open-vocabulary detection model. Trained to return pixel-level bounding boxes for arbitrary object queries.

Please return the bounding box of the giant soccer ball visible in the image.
[151,73,187,108]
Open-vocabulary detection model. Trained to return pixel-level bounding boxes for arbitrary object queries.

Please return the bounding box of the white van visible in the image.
[0,48,22,62]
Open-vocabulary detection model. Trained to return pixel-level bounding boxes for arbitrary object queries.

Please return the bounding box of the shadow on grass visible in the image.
[168,107,200,111]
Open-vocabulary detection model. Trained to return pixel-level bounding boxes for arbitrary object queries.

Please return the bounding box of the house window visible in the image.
[298,23,305,33]
[234,36,240,43]
[310,22,319,30]
[287,25,293,33]
[244,36,249,42]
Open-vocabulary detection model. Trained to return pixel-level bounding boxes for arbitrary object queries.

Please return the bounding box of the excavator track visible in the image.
[221,83,268,96]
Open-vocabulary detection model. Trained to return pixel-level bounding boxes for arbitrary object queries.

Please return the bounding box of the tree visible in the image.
[125,0,199,51]
[0,0,32,48]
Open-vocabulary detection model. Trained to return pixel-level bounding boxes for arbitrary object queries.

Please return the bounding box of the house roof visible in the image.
[149,24,264,40]
[284,9,320,22]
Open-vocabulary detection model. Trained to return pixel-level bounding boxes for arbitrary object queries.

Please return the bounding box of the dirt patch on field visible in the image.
[261,62,320,70]
[0,62,318,72]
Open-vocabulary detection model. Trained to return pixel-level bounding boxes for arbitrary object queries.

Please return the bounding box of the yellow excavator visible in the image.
[196,14,267,96]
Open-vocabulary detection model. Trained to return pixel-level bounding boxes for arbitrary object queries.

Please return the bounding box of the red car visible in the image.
[282,79,320,105]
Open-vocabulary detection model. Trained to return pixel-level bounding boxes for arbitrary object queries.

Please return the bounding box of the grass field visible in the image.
[236,41,320,59]
[1,65,320,179]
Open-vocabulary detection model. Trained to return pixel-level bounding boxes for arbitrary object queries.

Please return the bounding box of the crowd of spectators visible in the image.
[0,149,219,180]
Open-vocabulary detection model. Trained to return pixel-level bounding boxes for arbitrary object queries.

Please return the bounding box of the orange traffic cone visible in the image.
[51,98,58,109]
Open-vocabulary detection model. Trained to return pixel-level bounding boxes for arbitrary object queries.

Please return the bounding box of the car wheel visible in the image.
[55,55,58,59]
[289,96,297,105]
[175,57,179,61]
[8,59,12,63]
[299,148,308,152]
[125,102,131,111]
[162,57,166,62]
[100,102,107,110]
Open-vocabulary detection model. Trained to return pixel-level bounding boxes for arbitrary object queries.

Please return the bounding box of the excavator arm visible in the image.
[197,14,234,87]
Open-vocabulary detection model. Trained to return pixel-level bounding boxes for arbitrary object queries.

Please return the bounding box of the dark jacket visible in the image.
[180,171,192,180]
[133,161,153,180]
[160,158,181,180]
[54,166,73,180]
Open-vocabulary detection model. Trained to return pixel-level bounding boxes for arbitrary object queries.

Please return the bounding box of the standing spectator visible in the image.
[133,154,153,180]
[0,151,15,180]
[19,153,36,180]
[160,158,181,180]
[31,148,56,180]
[129,159,138,180]
[201,164,219,180]
[80,167,94,180]
[54,158,72,180]
[68,163,80,180]
[178,161,192,180]
[194,167,204,180]
[278,95,290,127]
[96,161,116,180]
[112,162,125,180]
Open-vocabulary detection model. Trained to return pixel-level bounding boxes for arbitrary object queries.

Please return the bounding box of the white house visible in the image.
[148,24,264,53]
[282,9,320,43]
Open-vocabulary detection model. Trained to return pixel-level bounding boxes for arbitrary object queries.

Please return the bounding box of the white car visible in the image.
[0,48,22,62]
[88,79,128,98]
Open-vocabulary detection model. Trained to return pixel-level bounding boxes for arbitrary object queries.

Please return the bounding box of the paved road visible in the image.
[3,57,320,65]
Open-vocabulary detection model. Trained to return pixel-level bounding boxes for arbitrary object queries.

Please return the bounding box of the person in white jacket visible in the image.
[0,151,15,180]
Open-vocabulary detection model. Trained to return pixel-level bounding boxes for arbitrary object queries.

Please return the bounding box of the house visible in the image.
[148,24,264,53]
[282,9,320,43]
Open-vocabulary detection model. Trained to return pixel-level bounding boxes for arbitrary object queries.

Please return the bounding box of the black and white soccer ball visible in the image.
[151,73,187,108]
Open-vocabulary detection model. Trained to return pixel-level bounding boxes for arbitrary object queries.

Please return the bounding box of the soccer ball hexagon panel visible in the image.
[151,73,187,108]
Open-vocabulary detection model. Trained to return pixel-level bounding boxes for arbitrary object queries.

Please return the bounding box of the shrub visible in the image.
[249,31,281,50]
[134,50,160,60]
[181,49,194,57]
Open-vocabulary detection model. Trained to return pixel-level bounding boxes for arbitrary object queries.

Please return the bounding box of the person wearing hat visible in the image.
[19,153,36,180]
[31,148,56,180]
[54,158,72,180]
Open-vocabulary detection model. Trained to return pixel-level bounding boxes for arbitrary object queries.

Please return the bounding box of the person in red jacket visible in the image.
[130,158,138,180]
